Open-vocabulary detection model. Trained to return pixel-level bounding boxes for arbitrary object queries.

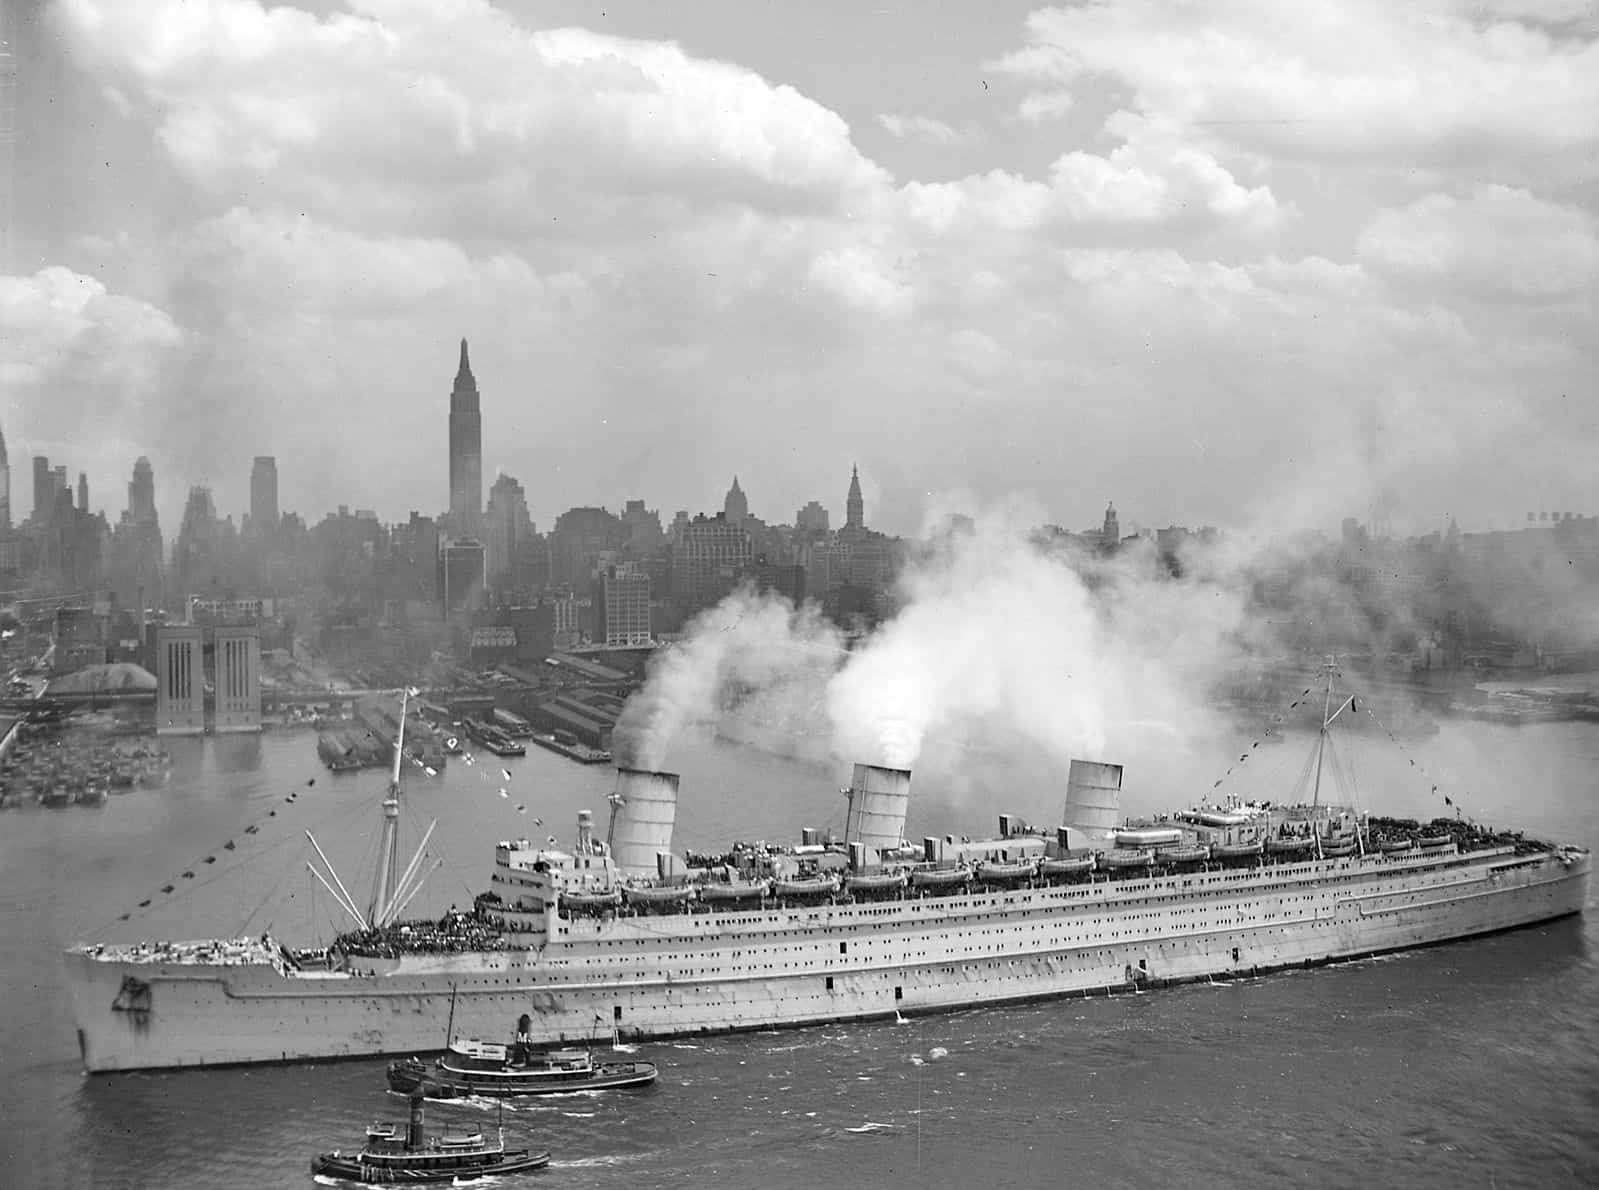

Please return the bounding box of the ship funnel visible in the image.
[607,768,680,879]
[1064,759,1122,844]
[844,764,911,850]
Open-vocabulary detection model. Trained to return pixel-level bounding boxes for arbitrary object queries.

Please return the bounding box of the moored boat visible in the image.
[309,1092,550,1183]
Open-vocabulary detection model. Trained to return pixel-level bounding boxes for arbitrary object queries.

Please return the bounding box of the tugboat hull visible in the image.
[310,1148,551,1183]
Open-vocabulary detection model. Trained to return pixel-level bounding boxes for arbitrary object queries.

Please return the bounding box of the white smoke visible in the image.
[611,586,843,770]
[614,503,1259,801]
[825,508,1249,777]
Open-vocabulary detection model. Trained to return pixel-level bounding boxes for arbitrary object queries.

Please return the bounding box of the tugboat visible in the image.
[388,1015,658,1099]
[309,1091,550,1183]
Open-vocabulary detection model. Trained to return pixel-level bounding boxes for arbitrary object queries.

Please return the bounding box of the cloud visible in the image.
[990,0,1599,170]
[0,267,186,465]
[877,113,985,148]
[1357,184,1599,298]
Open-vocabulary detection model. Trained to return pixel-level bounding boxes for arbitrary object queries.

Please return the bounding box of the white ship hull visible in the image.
[65,844,1589,1073]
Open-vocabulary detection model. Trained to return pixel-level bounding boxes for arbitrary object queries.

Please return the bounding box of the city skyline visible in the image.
[1,1,1596,544]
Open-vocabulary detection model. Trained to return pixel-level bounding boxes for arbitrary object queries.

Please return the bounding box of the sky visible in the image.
[1,0,1596,541]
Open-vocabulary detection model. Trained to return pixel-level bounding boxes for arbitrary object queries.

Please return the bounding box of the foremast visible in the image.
[306,686,441,933]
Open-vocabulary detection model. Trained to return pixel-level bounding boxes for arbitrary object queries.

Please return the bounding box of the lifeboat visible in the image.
[560,888,621,913]
[1099,848,1153,871]
[1320,837,1359,858]
[1418,833,1452,849]
[910,866,970,891]
[975,859,1037,882]
[1039,851,1096,882]
[699,878,770,903]
[772,874,839,899]
[1379,837,1414,854]
[623,884,698,909]
[1212,840,1262,864]
[1156,843,1210,866]
[1116,827,1183,848]
[1267,835,1316,858]
[844,871,907,896]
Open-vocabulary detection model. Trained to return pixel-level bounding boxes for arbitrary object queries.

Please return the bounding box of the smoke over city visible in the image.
[614,502,1255,794]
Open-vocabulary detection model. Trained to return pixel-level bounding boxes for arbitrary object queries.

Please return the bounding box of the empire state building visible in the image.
[448,338,483,535]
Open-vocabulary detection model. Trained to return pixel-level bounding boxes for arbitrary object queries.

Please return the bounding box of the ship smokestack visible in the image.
[407,1093,424,1149]
[843,763,912,851]
[607,768,681,879]
[1064,759,1122,846]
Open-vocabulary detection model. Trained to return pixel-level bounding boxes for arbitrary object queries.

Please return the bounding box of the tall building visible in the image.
[448,338,483,535]
[127,456,157,523]
[483,472,534,595]
[676,512,752,607]
[32,455,51,524]
[845,464,864,534]
[723,476,748,526]
[77,471,88,513]
[795,500,829,534]
[250,456,279,532]
[0,420,9,530]
[598,565,652,646]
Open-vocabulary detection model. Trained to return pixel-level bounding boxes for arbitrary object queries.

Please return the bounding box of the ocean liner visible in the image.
[64,672,1590,1073]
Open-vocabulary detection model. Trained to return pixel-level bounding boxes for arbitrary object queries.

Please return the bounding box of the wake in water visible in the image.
[845,1122,896,1134]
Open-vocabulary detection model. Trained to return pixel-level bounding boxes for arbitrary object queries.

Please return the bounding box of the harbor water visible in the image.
[1,720,1596,1188]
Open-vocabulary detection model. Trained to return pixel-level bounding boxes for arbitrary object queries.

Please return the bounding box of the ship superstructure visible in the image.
[64,671,1589,1073]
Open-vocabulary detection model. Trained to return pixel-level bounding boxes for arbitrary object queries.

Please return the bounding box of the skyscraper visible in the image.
[250,456,279,532]
[77,471,88,513]
[32,455,50,523]
[845,464,864,533]
[448,338,483,535]
[723,476,748,526]
[127,457,157,524]
[0,421,9,530]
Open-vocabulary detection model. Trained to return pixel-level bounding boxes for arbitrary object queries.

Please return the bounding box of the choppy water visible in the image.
[1,720,1595,1188]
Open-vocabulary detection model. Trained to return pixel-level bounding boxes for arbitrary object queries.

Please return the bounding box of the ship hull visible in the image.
[66,847,1589,1073]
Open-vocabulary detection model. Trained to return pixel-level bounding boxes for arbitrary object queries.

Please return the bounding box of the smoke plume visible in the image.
[611,586,844,771]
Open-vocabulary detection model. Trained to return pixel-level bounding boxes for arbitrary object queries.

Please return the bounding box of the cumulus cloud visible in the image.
[990,0,1599,169]
[1357,185,1599,298]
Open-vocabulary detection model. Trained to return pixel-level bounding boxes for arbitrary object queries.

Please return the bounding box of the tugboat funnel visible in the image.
[407,1093,424,1150]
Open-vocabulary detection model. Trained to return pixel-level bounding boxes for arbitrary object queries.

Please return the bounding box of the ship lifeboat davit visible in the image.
[910,866,971,892]
[623,883,698,909]
[698,878,771,904]
[1156,843,1210,866]
[975,859,1037,883]
[772,874,840,899]
[560,888,622,913]
[1212,840,1263,865]
[844,871,908,897]
[1039,851,1096,882]
[1099,848,1153,872]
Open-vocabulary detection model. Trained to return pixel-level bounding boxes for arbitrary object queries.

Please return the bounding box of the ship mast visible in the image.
[1310,657,1357,856]
[369,688,412,926]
